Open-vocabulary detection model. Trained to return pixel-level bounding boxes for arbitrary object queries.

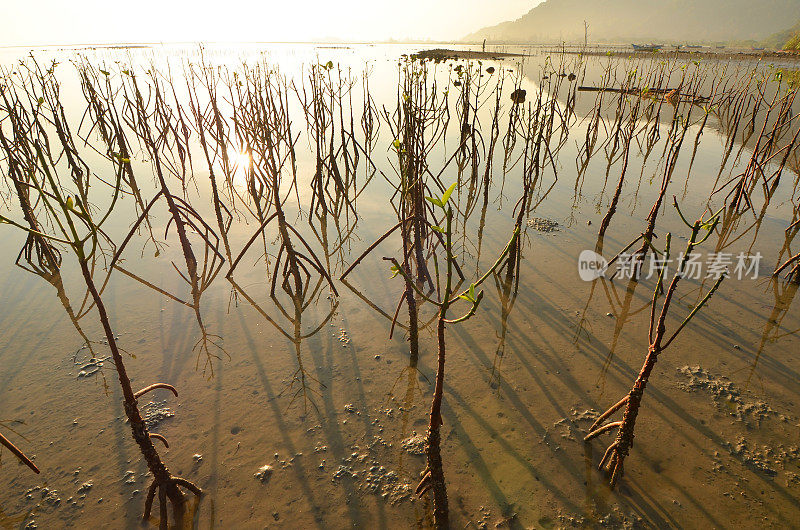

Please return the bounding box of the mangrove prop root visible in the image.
[134,383,179,400]
[588,395,629,432]
[585,349,653,489]
[142,475,202,528]
[583,421,623,442]
[0,432,40,474]
[150,433,170,448]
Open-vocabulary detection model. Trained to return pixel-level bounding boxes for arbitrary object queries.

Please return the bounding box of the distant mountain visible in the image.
[764,19,800,49]
[464,0,800,44]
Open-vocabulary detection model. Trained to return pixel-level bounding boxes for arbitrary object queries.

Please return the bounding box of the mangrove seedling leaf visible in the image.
[425,196,443,208]
[441,182,457,205]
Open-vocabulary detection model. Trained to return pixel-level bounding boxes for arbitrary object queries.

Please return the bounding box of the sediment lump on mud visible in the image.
[401,433,427,455]
[140,400,175,428]
[255,465,273,483]
[676,365,787,424]
[526,217,560,233]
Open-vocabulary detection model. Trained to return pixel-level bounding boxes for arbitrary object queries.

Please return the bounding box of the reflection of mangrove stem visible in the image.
[598,104,638,240]
[0,82,95,349]
[775,252,800,284]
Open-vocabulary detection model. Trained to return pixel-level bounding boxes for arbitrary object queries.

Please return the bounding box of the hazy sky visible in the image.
[1,0,542,46]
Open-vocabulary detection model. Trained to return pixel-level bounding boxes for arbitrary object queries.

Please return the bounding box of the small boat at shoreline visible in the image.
[632,43,663,52]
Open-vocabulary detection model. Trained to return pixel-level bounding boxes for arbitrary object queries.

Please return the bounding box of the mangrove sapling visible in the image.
[361,64,381,161]
[340,122,466,363]
[299,66,375,276]
[74,62,162,260]
[584,198,726,488]
[384,182,519,528]
[222,69,339,407]
[684,76,725,185]
[358,63,458,360]
[0,143,202,528]
[476,68,507,263]
[293,62,366,222]
[623,85,696,280]
[721,79,800,214]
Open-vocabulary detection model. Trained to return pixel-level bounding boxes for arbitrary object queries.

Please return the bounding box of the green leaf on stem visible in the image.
[441,182,457,205]
[425,196,443,208]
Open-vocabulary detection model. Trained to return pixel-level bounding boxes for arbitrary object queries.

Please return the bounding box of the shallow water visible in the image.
[1,43,799,529]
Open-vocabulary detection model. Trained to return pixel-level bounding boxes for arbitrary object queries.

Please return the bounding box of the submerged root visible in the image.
[142,475,202,529]
[584,390,640,489]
